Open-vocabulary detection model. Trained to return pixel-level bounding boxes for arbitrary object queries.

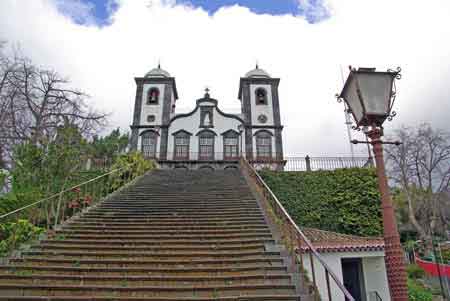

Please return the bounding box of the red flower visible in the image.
[68,199,80,209]
[83,195,93,205]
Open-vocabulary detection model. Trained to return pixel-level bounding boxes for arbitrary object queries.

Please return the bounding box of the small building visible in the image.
[301,228,390,301]
[130,65,285,170]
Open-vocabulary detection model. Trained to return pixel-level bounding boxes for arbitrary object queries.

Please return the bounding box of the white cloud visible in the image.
[0,0,449,156]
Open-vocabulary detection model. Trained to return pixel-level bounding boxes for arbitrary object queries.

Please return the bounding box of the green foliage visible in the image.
[260,168,382,236]
[108,152,156,191]
[407,278,433,301]
[0,219,44,257]
[406,264,425,279]
[90,128,129,160]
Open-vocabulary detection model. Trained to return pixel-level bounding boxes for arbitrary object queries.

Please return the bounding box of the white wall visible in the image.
[167,100,244,160]
[140,83,165,125]
[302,251,390,301]
[250,84,274,125]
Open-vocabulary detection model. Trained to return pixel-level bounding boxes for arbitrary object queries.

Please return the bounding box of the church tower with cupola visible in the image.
[238,65,284,162]
[130,65,178,159]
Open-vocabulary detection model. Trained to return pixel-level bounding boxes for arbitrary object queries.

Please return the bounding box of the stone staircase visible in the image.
[0,169,307,300]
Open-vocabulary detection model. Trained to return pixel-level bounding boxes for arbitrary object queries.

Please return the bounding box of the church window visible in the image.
[223,132,239,160]
[141,131,158,158]
[255,131,272,160]
[147,88,160,104]
[199,134,214,160]
[174,136,190,160]
[255,88,267,105]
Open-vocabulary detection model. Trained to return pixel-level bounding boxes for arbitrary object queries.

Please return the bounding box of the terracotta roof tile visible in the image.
[299,227,384,253]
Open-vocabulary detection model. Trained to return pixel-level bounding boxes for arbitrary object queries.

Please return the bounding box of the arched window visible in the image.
[141,131,158,158]
[173,131,191,160]
[222,130,239,160]
[255,130,272,160]
[255,88,267,105]
[147,88,160,104]
[197,130,216,161]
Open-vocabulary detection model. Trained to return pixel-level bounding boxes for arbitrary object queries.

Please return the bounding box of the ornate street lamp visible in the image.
[338,66,408,301]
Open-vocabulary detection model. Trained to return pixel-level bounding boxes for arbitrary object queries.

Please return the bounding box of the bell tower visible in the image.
[238,65,283,163]
[130,65,178,159]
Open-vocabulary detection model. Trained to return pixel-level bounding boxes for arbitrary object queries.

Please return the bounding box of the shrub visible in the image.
[406,264,425,279]
[408,278,433,301]
[260,168,382,236]
[108,152,156,191]
[0,219,44,257]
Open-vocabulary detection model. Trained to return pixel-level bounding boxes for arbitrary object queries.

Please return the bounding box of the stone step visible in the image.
[90,207,260,213]
[0,283,296,298]
[0,295,301,301]
[36,238,276,246]
[34,243,267,252]
[71,215,265,225]
[74,215,265,221]
[55,229,271,235]
[82,212,263,217]
[61,225,269,231]
[10,257,285,268]
[22,250,280,260]
[0,265,288,277]
[49,233,273,240]
[65,220,267,226]
[0,273,292,286]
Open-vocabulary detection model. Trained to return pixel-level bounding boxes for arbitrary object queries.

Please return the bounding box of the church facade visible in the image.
[130,66,285,170]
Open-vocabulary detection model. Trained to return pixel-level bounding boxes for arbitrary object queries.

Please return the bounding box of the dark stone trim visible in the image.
[168,100,244,126]
[245,128,253,160]
[161,83,172,125]
[139,129,160,136]
[215,107,245,123]
[172,129,193,136]
[221,129,240,136]
[195,129,217,136]
[168,107,200,125]
[132,82,144,126]
[271,83,281,127]
[130,128,139,151]
[130,125,167,129]
[245,125,284,129]
[241,81,252,124]
[159,128,168,160]
[275,128,284,160]
[253,129,274,136]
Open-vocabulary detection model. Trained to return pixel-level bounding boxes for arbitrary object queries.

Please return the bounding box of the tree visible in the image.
[0,42,106,168]
[90,128,129,160]
[386,124,450,248]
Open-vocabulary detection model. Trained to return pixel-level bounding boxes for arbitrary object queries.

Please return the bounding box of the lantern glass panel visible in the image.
[357,73,394,116]
[342,76,364,124]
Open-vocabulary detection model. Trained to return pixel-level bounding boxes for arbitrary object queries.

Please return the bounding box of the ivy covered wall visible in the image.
[260,168,382,237]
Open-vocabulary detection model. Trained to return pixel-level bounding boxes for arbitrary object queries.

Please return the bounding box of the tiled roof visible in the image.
[299,227,385,253]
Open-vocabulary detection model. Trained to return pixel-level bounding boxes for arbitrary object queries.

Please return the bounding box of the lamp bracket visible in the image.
[351,139,402,146]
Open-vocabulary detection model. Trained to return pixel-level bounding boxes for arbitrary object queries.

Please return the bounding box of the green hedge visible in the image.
[260,168,382,236]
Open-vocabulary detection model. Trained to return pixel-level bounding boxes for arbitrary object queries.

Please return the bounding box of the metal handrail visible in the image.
[0,163,135,220]
[240,156,355,301]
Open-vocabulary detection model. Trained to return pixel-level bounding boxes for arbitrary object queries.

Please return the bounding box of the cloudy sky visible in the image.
[1,0,449,156]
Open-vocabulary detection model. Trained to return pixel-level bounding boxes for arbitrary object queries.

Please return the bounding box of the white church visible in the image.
[130,65,285,170]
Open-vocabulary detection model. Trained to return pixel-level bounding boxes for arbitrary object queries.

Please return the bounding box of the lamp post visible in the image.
[338,66,408,301]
